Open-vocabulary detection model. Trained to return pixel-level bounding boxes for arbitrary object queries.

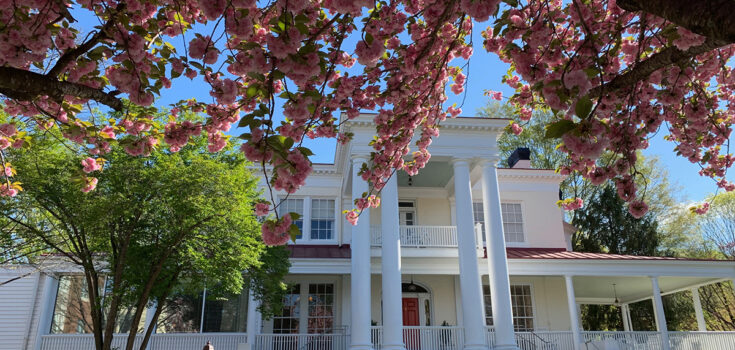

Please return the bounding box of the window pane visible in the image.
[279,199,304,239]
[156,291,203,333]
[473,202,486,240]
[482,284,533,331]
[202,291,248,333]
[311,199,334,240]
[273,285,301,334]
[51,276,98,334]
[501,203,524,243]
[308,283,334,334]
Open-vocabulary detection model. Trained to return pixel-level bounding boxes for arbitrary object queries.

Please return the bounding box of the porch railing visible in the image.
[254,333,348,350]
[370,225,483,249]
[669,331,735,349]
[582,331,664,349]
[40,333,248,350]
[370,326,464,350]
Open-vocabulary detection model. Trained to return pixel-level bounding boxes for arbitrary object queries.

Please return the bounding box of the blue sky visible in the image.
[71,10,727,203]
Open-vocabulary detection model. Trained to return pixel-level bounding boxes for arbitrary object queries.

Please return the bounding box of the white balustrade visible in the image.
[669,331,735,350]
[40,333,248,350]
[371,225,484,249]
[370,326,464,350]
[254,333,348,350]
[582,331,663,349]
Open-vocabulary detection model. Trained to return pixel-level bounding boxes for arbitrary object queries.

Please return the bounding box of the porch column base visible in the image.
[490,343,520,350]
[382,343,406,350]
[463,343,492,350]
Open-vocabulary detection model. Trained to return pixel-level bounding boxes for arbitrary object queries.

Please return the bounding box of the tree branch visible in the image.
[617,0,735,45]
[589,39,724,98]
[0,67,124,111]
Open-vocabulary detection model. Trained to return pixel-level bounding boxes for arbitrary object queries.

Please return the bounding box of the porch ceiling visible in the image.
[397,161,453,188]
[571,275,725,304]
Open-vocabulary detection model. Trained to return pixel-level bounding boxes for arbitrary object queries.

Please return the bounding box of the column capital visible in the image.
[476,156,502,168]
[449,157,472,167]
[351,154,370,162]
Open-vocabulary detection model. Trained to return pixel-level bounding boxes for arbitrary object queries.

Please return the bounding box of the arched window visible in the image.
[402,282,429,294]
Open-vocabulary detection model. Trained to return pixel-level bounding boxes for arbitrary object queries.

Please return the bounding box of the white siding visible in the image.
[0,268,41,350]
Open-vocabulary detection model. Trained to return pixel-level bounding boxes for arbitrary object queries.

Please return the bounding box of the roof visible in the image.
[504,247,729,262]
[287,245,732,262]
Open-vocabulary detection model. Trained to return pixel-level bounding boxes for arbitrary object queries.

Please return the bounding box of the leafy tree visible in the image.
[0,1,733,239]
[0,126,289,350]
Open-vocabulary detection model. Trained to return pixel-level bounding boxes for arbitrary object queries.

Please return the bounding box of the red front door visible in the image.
[403,298,420,349]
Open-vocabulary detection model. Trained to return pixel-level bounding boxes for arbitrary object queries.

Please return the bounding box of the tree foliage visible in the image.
[0,126,289,350]
[0,0,733,240]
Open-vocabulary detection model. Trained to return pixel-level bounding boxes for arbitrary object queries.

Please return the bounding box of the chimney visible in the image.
[507,147,531,168]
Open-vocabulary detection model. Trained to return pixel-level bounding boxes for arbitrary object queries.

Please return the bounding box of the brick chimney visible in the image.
[507,147,531,168]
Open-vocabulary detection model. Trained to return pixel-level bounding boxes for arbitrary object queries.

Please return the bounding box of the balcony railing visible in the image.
[370,224,483,249]
[371,326,465,349]
[254,333,349,350]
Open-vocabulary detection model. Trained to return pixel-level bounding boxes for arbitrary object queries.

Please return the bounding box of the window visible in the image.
[310,199,335,240]
[202,292,248,332]
[51,275,147,334]
[157,288,248,333]
[273,285,301,334]
[501,203,524,242]
[279,198,304,239]
[483,284,535,331]
[307,284,335,333]
[279,197,336,241]
[472,202,525,243]
[399,201,416,226]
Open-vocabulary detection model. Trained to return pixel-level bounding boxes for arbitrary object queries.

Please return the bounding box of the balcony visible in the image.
[370,225,483,249]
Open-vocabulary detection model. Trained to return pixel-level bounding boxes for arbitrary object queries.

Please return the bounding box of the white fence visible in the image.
[669,331,735,350]
[40,333,247,350]
[254,333,348,350]
[371,326,464,350]
[582,331,664,349]
[370,225,484,249]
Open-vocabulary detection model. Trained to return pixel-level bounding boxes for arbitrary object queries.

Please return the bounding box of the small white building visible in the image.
[3,115,735,350]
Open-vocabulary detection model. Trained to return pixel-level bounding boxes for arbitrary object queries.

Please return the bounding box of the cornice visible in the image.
[497,168,565,183]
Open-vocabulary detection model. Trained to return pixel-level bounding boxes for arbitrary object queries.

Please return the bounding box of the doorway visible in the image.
[403,297,420,349]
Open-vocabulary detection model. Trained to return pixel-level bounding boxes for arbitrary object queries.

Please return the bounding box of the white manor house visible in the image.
[3,115,735,350]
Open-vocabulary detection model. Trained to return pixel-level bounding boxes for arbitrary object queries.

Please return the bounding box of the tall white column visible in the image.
[691,287,707,332]
[246,290,261,347]
[479,159,519,350]
[351,156,373,350]
[452,159,490,350]
[380,174,405,350]
[651,277,671,350]
[34,274,58,350]
[621,304,631,332]
[564,276,582,350]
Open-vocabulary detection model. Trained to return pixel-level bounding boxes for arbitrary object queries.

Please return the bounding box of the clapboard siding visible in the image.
[0,268,40,350]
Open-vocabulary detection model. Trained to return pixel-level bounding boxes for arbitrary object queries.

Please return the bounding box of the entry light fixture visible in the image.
[406,275,419,292]
[408,176,413,186]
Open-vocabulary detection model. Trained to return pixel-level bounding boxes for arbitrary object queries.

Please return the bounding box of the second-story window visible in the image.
[501,203,524,242]
[311,199,335,240]
[279,198,304,240]
[472,202,525,243]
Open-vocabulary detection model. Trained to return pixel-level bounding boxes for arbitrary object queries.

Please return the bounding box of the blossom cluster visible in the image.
[484,0,735,216]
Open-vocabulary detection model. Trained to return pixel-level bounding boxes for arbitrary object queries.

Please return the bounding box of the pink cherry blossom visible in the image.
[81,157,101,173]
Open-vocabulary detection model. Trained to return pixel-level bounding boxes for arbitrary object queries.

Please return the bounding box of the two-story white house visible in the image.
[3,114,735,350]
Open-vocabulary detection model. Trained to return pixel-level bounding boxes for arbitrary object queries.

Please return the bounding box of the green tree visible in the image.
[0,125,288,350]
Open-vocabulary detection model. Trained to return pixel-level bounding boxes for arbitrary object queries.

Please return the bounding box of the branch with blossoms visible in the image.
[484,0,735,217]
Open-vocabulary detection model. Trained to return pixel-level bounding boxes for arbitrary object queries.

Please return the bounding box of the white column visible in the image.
[351,156,373,350]
[479,159,519,350]
[381,174,405,350]
[621,304,631,332]
[651,277,670,350]
[34,274,58,350]
[691,287,707,332]
[452,159,490,350]
[246,290,261,347]
[564,276,582,350]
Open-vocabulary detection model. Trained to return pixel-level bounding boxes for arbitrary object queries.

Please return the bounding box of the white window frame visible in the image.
[482,282,537,332]
[398,200,418,226]
[500,201,527,246]
[279,196,339,244]
[471,200,528,246]
[263,276,341,334]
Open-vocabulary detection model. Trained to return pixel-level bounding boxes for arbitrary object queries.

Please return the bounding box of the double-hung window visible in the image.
[271,282,336,334]
[472,202,525,243]
[483,284,535,331]
[279,197,336,242]
[310,199,335,240]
